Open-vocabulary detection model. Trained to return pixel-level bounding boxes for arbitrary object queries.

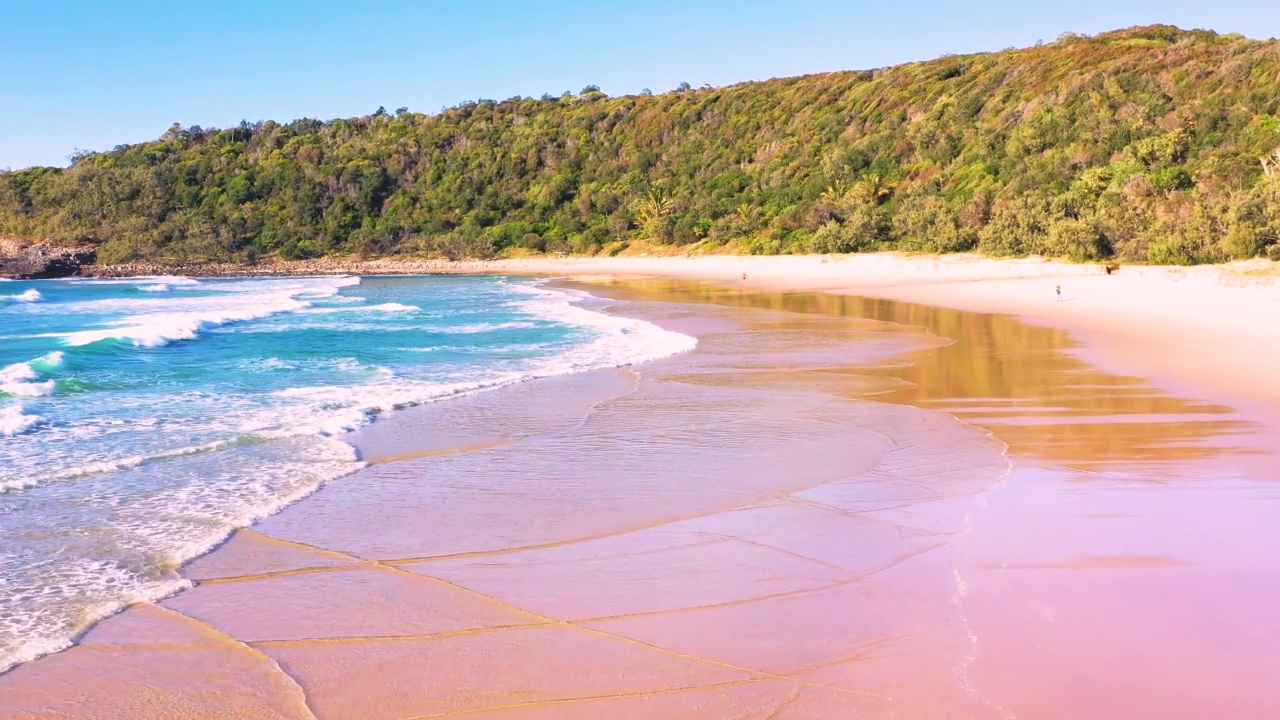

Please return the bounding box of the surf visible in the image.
[0,274,697,675]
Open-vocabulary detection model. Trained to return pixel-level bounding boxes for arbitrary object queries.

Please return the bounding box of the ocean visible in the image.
[0,274,695,673]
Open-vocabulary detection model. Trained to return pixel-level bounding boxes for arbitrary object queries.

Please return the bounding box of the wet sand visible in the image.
[485,253,1280,416]
[3,280,1279,719]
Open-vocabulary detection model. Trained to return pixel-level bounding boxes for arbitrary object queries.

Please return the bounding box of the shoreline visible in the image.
[3,275,1279,717]
[1,280,1020,717]
[66,251,1280,418]
[0,275,694,679]
[509,254,1280,419]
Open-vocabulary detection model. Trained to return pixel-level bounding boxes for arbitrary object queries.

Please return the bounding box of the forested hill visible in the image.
[4,25,1280,266]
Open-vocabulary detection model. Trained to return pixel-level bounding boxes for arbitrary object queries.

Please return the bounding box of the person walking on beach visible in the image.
[1056,285,1062,302]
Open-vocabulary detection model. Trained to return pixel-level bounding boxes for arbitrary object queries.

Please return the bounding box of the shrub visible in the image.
[1046,218,1112,261]
[1152,166,1194,192]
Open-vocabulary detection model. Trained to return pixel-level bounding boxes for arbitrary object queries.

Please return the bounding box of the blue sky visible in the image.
[2,0,1277,170]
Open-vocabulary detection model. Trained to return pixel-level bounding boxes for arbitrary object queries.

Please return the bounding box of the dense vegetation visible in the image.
[4,25,1280,265]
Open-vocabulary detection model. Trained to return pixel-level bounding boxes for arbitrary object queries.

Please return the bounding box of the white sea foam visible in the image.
[0,435,364,674]
[266,380,476,436]
[61,307,306,347]
[0,405,39,437]
[299,302,417,314]
[0,379,53,397]
[242,357,298,371]
[0,562,193,676]
[56,293,320,347]
[0,276,695,676]
[206,276,359,296]
[0,351,63,398]
[432,321,539,334]
[132,276,201,292]
[0,438,249,494]
[47,276,363,346]
[512,283,698,369]
[2,289,41,303]
[73,276,201,287]
[0,568,190,675]
[252,282,696,441]
[256,285,695,441]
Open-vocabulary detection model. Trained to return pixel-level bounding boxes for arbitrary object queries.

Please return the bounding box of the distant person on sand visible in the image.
[1056,285,1062,301]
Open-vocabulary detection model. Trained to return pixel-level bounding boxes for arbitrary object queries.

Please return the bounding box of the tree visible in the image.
[635,188,675,241]
[732,203,758,235]
[3,26,1278,265]
[819,181,849,205]
[851,174,892,205]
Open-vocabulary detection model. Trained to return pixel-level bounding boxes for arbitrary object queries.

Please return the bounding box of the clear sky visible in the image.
[2,0,1277,170]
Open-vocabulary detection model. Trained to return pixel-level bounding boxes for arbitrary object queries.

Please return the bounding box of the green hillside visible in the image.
[3,25,1280,265]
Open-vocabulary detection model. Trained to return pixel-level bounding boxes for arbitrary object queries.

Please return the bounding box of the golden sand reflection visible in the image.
[1,278,1276,719]
[580,279,1280,720]
[586,279,1257,471]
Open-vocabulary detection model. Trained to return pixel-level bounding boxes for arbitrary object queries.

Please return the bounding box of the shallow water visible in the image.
[2,278,1277,719]
[593,281,1280,719]
[0,274,693,674]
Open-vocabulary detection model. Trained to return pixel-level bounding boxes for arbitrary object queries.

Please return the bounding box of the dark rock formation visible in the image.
[0,239,97,279]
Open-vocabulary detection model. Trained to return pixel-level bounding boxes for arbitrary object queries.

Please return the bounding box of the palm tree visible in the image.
[635,188,674,238]
[635,188,673,223]
[819,181,849,206]
[852,174,893,205]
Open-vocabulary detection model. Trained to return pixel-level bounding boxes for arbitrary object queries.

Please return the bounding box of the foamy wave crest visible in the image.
[0,561,193,676]
[0,405,40,437]
[300,302,417,315]
[77,276,201,287]
[0,435,364,674]
[0,351,63,398]
[2,289,41,303]
[60,301,311,347]
[128,277,201,293]
[0,379,53,397]
[268,379,496,436]
[513,283,698,369]
[208,276,360,296]
[433,321,539,334]
[259,285,694,441]
[241,357,298,371]
[50,279,357,347]
[0,438,248,494]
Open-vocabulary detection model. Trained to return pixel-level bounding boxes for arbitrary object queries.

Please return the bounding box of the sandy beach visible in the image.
[486,253,1280,417]
[2,255,1279,719]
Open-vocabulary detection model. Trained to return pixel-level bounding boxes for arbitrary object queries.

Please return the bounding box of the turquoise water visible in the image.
[0,274,695,672]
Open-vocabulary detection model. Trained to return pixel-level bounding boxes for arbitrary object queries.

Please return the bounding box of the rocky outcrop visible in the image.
[0,239,97,279]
